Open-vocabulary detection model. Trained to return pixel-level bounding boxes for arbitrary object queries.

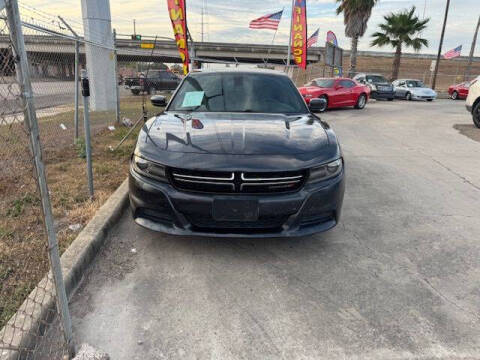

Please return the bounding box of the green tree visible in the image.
[371,6,429,80]
[336,0,379,77]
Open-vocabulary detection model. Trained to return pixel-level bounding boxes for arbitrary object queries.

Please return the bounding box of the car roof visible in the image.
[396,79,422,82]
[189,68,288,77]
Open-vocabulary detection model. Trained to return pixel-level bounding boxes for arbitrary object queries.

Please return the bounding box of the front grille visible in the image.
[187,214,289,233]
[169,168,306,194]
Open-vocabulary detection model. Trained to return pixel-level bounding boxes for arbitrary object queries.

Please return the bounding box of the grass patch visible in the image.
[0,95,156,328]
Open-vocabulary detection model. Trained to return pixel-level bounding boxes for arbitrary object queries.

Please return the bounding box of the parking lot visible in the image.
[70,99,480,359]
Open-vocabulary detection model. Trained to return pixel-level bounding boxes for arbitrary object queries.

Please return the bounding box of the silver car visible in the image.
[392,79,437,101]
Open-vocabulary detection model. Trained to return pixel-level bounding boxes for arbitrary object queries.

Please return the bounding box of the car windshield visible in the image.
[168,72,308,114]
[314,79,335,88]
[407,80,424,88]
[366,75,388,83]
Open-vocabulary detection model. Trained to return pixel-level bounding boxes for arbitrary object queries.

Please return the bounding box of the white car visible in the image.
[466,76,480,128]
[392,79,437,101]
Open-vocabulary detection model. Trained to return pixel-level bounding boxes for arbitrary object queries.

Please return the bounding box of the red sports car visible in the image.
[448,81,470,100]
[298,78,370,111]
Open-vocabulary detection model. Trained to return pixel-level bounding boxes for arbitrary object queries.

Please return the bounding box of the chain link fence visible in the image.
[0,1,161,358]
[0,1,72,359]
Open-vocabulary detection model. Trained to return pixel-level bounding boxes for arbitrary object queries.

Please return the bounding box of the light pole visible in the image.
[432,0,450,90]
[465,15,480,81]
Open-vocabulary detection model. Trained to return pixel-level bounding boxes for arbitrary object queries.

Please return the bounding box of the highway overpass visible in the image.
[0,35,323,68]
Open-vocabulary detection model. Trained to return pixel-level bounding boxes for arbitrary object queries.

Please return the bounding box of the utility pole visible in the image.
[432,0,450,90]
[133,19,136,36]
[201,0,204,42]
[465,15,480,81]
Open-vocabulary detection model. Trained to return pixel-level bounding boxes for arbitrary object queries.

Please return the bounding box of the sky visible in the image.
[23,0,480,56]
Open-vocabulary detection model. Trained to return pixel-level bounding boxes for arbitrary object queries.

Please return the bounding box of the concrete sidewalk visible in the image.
[70,99,480,359]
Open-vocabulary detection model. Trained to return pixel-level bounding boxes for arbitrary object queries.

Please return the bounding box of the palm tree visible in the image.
[336,0,379,78]
[371,6,429,80]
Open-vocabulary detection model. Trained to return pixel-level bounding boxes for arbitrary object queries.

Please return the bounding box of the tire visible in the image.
[131,89,140,95]
[473,101,480,129]
[148,86,156,95]
[451,91,458,100]
[427,99,433,102]
[405,92,412,101]
[387,97,394,101]
[354,94,367,109]
[318,95,328,112]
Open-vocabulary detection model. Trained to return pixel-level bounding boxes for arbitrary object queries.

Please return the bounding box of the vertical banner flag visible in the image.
[291,0,307,70]
[167,0,189,75]
[326,30,338,46]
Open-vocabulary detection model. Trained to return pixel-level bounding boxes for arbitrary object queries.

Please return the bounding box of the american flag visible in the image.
[307,28,319,48]
[444,45,462,59]
[249,10,283,30]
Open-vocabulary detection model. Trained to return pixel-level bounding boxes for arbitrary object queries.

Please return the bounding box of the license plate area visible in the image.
[212,199,259,221]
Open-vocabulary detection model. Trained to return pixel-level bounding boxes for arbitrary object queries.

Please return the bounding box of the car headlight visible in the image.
[303,94,313,98]
[308,158,343,183]
[369,84,377,91]
[132,154,168,183]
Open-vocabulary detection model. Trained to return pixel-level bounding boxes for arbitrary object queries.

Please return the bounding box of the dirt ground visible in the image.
[0,96,155,328]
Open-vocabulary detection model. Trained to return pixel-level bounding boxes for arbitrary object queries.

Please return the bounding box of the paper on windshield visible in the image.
[182,91,204,107]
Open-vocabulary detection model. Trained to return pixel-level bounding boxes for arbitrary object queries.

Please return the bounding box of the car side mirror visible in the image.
[151,95,167,107]
[309,98,327,113]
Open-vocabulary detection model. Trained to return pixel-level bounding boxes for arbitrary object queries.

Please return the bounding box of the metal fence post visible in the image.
[4,0,74,356]
[112,29,120,124]
[74,40,80,139]
[58,16,80,142]
[81,69,94,198]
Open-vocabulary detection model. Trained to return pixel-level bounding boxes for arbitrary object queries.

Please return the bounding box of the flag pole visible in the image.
[286,0,295,70]
[265,7,283,65]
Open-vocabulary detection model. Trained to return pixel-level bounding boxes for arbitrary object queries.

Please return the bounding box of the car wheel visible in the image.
[427,99,433,102]
[387,97,394,101]
[318,95,328,112]
[131,89,140,95]
[473,102,480,129]
[354,94,367,109]
[406,92,412,101]
[451,91,458,100]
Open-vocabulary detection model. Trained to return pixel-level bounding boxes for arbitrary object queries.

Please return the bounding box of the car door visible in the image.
[395,80,406,97]
[336,80,355,106]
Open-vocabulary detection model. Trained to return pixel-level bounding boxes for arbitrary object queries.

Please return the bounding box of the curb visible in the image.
[0,178,129,359]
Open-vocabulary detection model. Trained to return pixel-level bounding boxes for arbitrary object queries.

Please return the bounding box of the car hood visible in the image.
[138,112,330,156]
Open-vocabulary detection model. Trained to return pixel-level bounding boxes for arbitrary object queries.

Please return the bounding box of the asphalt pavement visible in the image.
[70,99,480,359]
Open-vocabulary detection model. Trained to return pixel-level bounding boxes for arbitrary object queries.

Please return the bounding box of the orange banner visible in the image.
[291,0,307,70]
[167,0,189,75]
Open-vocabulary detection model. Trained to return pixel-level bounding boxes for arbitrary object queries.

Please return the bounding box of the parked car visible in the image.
[124,70,181,95]
[353,73,395,101]
[448,81,470,100]
[297,77,370,112]
[129,69,345,237]
[465,77,480,128]
[392,79,436,101]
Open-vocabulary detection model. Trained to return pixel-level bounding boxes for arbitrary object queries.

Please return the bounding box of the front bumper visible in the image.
[371,91,395,100]
[411,93,436,101]
[466,104,472,113]
[129,168,345,238]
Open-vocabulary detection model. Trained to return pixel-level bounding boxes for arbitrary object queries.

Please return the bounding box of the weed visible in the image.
[75,137,86,159]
